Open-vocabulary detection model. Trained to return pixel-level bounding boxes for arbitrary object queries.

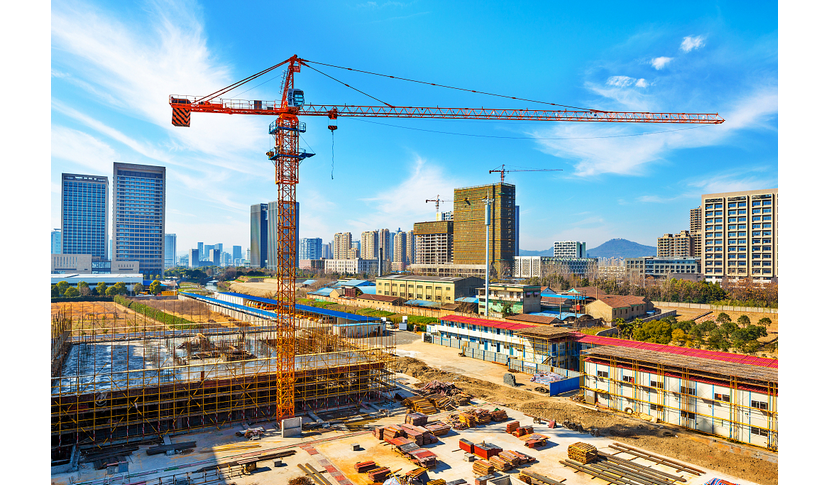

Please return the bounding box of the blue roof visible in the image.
[405,299,442,308]
[301,279,317,285]
[541,289,587,300]
[455,296,479,303]
[359,286,377,295]
[308,287,336,296]
[218,291,380,322]
[333,279,374,288]
[528,310,585,319]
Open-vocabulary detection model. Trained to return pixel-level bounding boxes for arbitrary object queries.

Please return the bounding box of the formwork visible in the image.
[50,298,395,464]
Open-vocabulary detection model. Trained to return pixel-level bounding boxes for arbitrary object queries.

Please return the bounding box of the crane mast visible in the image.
[170,54,724,425]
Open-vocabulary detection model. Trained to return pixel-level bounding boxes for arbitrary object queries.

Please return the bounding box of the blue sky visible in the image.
[50,0,778,255]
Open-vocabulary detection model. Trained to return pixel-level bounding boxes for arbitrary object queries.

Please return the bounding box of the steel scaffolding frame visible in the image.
[50,298,395,463]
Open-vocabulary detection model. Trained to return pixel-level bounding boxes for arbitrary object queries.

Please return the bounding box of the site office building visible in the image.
[580,342,777,450]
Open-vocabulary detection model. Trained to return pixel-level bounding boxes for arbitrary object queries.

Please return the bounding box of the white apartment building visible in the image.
[553,241,587,258]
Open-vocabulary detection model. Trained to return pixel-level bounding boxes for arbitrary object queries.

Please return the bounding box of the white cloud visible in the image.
[635,79,649,88]
[51,125,119,174]
[530,83,777,177]
[606,76,649,88]
[685,167,777,195]
[680,35,705,52]
[650,56,673,70]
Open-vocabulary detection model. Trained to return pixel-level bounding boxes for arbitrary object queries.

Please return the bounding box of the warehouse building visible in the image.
[579,337,777,450]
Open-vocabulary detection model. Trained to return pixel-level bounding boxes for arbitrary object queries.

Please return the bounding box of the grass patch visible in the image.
[356,308,396,318]
[577,326,608,335]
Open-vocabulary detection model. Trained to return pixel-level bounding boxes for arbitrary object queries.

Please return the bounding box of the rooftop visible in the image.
[378,274,474,282]
[439,314,535,331]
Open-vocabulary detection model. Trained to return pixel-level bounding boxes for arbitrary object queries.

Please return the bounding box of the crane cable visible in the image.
[305,59,601,112]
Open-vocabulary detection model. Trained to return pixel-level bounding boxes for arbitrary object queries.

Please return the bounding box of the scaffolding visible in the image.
[50,297,395,464]
[580,345,778,450]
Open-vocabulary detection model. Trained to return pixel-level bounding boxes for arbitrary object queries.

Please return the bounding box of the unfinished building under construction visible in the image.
[50,294,395,464]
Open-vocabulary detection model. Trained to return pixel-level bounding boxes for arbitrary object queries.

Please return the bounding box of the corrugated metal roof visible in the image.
[576,334,778,369]
[217,291,380,322]
[405,299,442,308]
[440,314,535,330]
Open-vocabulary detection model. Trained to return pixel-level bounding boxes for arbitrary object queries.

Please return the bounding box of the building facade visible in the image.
[453,183,516,274]
[625,257,700,279]
[477,284,542,316]
[333,232,352,260]
[112,163,165,276]
[657,230,694,258]
[698,189,778,282]
[300,238,322,260]
[164,234,177,269]
[581,344,777,449]
[52,229,62,255]
[553,241,586,258]
[413,220,453,265]
[51,254,93,273]
[393,230,407,264]
[513,256,598,278]
[322,258,377,275]
[61,173,108,259]
[360,231,378,260]
[375,274,483,303]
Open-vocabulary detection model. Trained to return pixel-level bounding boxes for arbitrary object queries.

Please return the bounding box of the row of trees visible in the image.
[615,313,772,354]
[51,280,164,298]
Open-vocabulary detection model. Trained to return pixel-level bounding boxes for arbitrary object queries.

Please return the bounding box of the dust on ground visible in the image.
[390,355,778,485]
[137,298,250,327]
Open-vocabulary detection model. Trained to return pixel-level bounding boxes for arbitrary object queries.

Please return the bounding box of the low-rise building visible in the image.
[477,284,541,316]
[513,256,598,278]
[625,257,700,279]
[323,258,378,275]
[584,294,651,322]
[409,263,487,278]
[51,254,92,273]
[375,274,483,304]
[580,339,777,450]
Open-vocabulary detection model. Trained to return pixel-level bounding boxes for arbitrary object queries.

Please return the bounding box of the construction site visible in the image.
[50,296,396,467]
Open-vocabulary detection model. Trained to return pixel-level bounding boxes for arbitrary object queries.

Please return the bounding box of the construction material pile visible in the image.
[512,425,534,437]
[418,380,472,409]
[498,450,536,467]
[519,433,548,449]
[426,480,446,485]
[424,421,451,436]
[505,421,520,434]
[567,442,597,464]
[402,396,438,415]
[409,449,438,468]
[489,454,512,472]
[354,460,377,473]
[490,409,508,422]
[399,423,439,446]
[405,413,429,426]
[367,466,391,482]
[472,459,495,476]
[471,408,492,424]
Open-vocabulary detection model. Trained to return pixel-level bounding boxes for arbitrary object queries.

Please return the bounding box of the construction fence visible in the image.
[652,301,777,314]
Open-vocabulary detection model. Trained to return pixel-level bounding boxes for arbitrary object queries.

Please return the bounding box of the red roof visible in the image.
[576,334,778,369]
[440,314,536,330]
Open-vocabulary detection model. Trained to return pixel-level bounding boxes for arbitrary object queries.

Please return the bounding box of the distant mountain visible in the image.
[518,247,555,256]
[587,239,656,258]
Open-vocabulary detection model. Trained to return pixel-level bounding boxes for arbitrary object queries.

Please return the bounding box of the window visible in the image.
[680,386,696,396]
[751,400,769,410]
[650,380,664,389]
[714,393,730,402]
[597,370,609,379]
[680,410,696,419]
[751,427,769,437]
[650,403,664,411]
[622,375,634,383]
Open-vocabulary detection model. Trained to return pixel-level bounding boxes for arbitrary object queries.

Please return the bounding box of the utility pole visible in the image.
[482,197,494,317]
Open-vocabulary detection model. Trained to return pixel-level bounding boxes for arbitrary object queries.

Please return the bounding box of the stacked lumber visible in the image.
[405,467,428,483]
[505,421,520,434]
[403,396,439,414]
[512,426,534,437]
[424,422,451,436]
[472,408,492,424]
[429,393,471,410]
[409,449,438,468]
[498,450,536,466]
[519,433,548,448]
[400,423,438,445]
[490,409,508,422]
[489,455,512,472]
[472,442,503,459]
[567,442,597,464]
[382,425,404,441]
[372,427,384,439]
[426,480,446,485]
[367,467,391,482]
[459,412,477,428]
[446,414,468,430]
[354,461,377,473]
[472,459,495,476]
[518,470,566,485]
[406,413,429,426]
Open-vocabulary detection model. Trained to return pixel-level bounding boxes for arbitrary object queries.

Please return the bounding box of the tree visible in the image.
[737,315,751,327]
[758,317,772,328]
[51,285,61,297]
[56,281,69,294]
[96,281,107,296]
[671,328,687,345]
[78,281,90,296]
[63,286,80,297]
[719,321,739,339]
[149,280,162,295]
[716,312,732,324]
[698,320,717,333]
[105,285,117,297]
[112,282,128,295]
[133,283,145,294]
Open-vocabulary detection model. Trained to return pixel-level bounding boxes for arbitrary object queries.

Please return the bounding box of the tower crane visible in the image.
[489,164,563,183]
[425,196,450,221]
[169,54,724,424]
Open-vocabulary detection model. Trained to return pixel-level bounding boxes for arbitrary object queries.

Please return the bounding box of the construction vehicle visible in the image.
[169,54,724,425]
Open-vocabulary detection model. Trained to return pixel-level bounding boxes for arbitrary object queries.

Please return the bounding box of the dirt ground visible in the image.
[137,298,250,327]
[51,301,169,334]
[390,355,778,485]
[229,279,281,298]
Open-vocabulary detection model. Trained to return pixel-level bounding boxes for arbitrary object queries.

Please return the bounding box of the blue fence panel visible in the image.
[549,377,580,396]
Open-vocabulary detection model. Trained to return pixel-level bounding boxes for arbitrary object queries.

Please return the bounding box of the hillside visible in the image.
[587,238,656,258]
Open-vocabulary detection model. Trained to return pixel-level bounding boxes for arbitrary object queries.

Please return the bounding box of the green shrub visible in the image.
[114,295,195,329]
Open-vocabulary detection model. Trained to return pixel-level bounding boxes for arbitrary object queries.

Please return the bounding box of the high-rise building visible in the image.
[197,242,205,261]
[266,201,300,270]
[360,230,378,260]
[209,248,221,266]
[321,243,332,259]
[378,228,393,263]
[214,243,223,255]
[553,241,586,258]
[300,238,322,260]
[333,232,352,260]
[515,206,520,255]
[393,230,407,264]
[164,234,177,269]
[689,207,703,258]
[452,183,516,273]
[413,221,453,265]
[440,211,453,221]
[51,229,62,255]
[232,245,242,263]
[61,173,108,259]
[698,189,778,281]
[406,229,415,265]
[657,231,693,258]
[188,248,200,268]
[112,163,165,276]
[250,203,268,268]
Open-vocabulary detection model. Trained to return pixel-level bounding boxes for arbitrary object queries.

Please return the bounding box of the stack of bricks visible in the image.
[505,421,520,434]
